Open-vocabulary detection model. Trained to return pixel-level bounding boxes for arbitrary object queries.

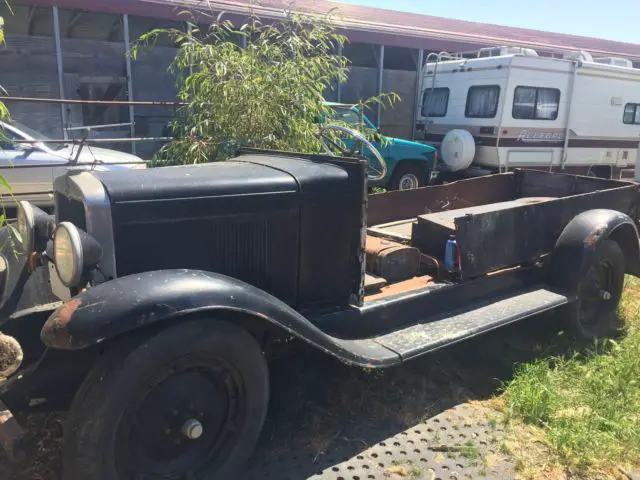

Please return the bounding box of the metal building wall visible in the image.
[8,2,637,157]
[0,3,431,156]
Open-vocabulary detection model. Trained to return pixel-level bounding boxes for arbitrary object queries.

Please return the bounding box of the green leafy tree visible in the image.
[134,7,397,166]
[0,4,14,237]
[0,4,10,124]
[0,8,9,134]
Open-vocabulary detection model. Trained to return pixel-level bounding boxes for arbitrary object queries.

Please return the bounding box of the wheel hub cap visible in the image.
[579,260,614,327]
[182,418,204,440]
[116,364,242,477]
[599,290,612,301]
[399,174,419,190]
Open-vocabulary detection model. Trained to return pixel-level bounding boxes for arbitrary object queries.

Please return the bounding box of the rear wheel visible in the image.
[390,163,428,191]
[62,319,269,480]
[570,240,625,340]
[629,202,640,229]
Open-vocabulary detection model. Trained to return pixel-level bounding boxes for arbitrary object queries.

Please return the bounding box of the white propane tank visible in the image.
[440,129,476,172]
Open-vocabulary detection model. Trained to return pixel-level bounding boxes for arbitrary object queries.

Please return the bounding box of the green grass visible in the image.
[503,277,640,474]
[458,440,482,461]
[389,460,424,478]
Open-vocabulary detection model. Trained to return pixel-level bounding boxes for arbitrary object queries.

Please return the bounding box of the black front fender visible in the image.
[40,270,396,367]
[550,209,640,291]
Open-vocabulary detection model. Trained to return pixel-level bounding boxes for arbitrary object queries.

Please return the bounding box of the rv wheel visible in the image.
[62,320,269,480]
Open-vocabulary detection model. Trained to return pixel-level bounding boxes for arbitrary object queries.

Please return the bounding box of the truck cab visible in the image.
[0,144,638,480]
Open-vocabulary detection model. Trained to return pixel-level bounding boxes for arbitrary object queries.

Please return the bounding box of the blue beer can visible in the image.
[444,236,457,271]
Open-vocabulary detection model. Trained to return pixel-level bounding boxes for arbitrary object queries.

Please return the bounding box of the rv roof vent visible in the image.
[562,50,593,62]
[500,46,538,57]
[477,46,538,58]
[593,57,634,68]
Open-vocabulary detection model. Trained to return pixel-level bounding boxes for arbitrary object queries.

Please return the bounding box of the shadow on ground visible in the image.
[0,311,570,479]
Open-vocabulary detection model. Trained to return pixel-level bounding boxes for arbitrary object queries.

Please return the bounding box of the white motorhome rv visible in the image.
[415,46,640,180]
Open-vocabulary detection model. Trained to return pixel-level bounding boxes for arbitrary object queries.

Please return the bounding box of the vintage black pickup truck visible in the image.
[0,134,638,479]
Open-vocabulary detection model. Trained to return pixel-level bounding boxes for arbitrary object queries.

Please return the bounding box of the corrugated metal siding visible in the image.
[15,0,640,58]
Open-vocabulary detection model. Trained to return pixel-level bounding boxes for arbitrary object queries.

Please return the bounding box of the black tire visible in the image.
[629,202,640,229]
[570,239,625,340]
[389,163,428,191]
[62,319,269,480]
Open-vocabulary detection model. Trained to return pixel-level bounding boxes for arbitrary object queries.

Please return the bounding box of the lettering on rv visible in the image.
[516,129,563,144]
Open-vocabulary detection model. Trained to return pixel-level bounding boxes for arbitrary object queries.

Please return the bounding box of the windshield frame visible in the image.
[329,106,378,131]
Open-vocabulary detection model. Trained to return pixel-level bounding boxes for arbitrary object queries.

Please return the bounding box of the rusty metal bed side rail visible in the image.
[366,173,517,227]
[514,168,638,198]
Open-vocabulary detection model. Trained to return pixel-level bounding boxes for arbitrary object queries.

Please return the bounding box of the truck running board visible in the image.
[335,287,571,366]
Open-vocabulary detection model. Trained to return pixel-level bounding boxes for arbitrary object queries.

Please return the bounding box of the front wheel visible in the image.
[389,163,428,191]
[62,319,269,480]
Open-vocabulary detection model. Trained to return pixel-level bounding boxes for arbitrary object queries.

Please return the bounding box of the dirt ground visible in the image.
[0,312,566,480]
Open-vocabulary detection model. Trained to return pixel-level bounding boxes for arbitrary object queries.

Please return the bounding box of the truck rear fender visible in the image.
[39,270,386,367]
[550,209,640,291]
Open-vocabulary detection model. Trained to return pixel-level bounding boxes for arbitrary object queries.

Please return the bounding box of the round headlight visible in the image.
[0,255,7,296]
[53,222,83,287]
[16,201,35,254]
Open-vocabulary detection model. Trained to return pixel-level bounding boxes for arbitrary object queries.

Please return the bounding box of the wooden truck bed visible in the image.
[367,170,638,279]
[416,197,555,230]
[368,197,554,244]
[413,197,556,258]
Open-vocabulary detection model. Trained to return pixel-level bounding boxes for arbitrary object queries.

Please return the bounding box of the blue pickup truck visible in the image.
[162,103,439,190]
[326,102,439,190]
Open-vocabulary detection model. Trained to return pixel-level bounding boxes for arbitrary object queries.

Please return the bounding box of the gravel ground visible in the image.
[0,312,561,480]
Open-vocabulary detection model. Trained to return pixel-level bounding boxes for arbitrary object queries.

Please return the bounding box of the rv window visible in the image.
[422,88,449,117]
[623,104,640,125]
[513,87,560,120]
[465,86,500,118]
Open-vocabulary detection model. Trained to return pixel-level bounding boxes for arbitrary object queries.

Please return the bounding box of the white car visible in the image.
[0,120,146,208]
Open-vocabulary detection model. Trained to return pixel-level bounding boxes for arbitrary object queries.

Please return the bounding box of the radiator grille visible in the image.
[206,218,270,286]
[55,193,86,231]
[115,211,299,303]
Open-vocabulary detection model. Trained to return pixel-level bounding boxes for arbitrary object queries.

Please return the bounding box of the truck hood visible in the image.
[384,137,437,152]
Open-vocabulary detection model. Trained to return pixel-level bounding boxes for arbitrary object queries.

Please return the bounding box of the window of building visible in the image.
[422,88,449,117]
[623,103,640,125]
[513,87,560,120]
[465,85,500,118]
[76,77,130,127]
